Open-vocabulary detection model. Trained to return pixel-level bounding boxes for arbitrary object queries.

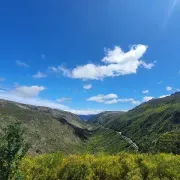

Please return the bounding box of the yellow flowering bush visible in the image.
[20,152,180,180]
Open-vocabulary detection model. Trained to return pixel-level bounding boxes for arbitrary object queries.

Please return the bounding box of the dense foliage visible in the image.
[0,122,29,180]
[20,152,180,180]
[91,93,180,154]
[77,128,136,154]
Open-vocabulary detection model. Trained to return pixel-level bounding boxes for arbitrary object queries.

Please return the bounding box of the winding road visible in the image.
[119,132,139,152]
[98,124,139,152]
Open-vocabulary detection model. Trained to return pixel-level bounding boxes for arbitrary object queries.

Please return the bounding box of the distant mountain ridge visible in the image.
[78,114,95,121]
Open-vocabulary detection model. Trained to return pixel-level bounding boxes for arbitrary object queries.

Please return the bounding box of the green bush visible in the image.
[0,122,29,180]
[20,152,180,180]
[20,152,63,180]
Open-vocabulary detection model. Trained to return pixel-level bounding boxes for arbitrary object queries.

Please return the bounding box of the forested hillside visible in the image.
[90,93,180,154]
[0,99,89,154]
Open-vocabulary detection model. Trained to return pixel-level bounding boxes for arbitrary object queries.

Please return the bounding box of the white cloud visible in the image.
[0,88,103,115]
[159,94,170,98]
[140,61,155,69]
[142,90,149,94]
[104,99,119,104]
[143,96,154,102]
[87,94,118,103]
[13,85,46,98]
[163,0,178,28]
[105,98,140,105]
[49,44,154,80]
[33,72,47,79]
[87,94,140,105]
[56,97,72,103]
[0,78,5,82]
[166,86,173,91]
[83,84,92,90]
[48,66,59,73]
[16,60,30,68]
[69,109,103,115]
[49,66,71,77]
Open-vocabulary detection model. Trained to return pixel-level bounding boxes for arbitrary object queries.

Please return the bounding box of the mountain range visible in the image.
[0,92,180,154]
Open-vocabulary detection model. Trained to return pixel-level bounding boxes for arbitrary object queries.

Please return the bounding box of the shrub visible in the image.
[20,152,63,180]
[20,153,180,180]
[0,122,29,180]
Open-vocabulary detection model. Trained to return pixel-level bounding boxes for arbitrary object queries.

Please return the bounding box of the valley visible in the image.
[0,92,179,155]
[1,93,180,179]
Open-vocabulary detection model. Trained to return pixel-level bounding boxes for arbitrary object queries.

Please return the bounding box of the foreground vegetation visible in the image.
[1,94,180,179]
[0,117,180,179]
[20,152,180,180]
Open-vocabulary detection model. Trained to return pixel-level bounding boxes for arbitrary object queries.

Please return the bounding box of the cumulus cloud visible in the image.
[87,94,140,105]
[143,96,154,102]
[13,85,46,97]
[33,72,47,79]
[56,97,72,103]
[166,86,173,91]
[49,44,154,80]
[16,60,30,68]
[83,84,92,90]
[142,90,149,94]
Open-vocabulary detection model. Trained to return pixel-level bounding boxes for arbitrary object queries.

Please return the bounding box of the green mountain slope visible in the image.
[0,99,89,154]
[91,93,180,154]
[1,92,180,155]
[89,111,125,125]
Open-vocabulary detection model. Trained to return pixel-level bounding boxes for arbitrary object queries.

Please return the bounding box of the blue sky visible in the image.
[0,0,180,114]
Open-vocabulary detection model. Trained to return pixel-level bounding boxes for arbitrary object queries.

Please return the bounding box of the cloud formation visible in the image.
[13,85,46,97]
[142,90,149,94]
[0,86,102,115]
[166,86,173,91]
[83,84,92,90]
[16,60,30,68]
[163,0,178,28]
[87,94,140,105]
[143,96,154,102]
[33,72,47,79]
[159,94,170,98]
[49,44,154,80]
[56,97,72,103]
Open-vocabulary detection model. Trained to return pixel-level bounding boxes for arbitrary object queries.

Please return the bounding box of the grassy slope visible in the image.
[76,127,135,154]
[89,111,125,125]
[91,93,180,154]
[0,99,89,154]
